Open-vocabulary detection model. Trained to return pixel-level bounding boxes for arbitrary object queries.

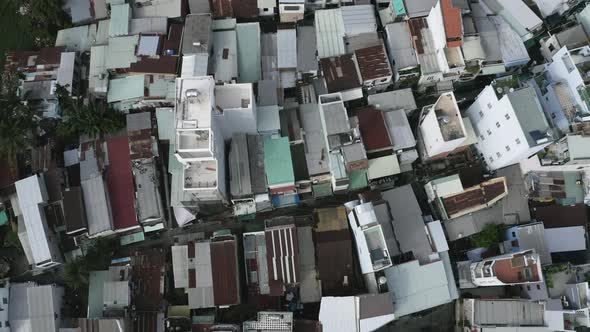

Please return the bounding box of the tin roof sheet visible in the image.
[106,136,139,230]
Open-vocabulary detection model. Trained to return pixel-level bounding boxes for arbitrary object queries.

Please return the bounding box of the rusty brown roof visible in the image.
[408,18,428,54]
[212,0,234,19]
[129,129,154,160]
[265,225,300,295]
[319,54,362,93]
[442,178,507,218]
[130,248,166,311]
[163,23,183,55]
[354,44,392,81]
[315,229,354,295]
[532,204,589,229]
[37,47,66,65]
[232,0,257,18]
[210,239,240,306]
[357,106,391,152]
[129,56,178,75]
[441,0,463,47]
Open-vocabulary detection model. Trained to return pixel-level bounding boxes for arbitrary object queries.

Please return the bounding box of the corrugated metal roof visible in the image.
[156,108,175,141]
[341,5,377,36]
[88,271,109,318]
[320,54,362,93]
[109,4,130,37]
[55,25,97,52]
[236,23,261,83]
[277,29,297,69]
[247,135,268,194]
[188,241,215,309]
[82,177,113,236]
[383,109,416,150]
[63,187,87,234]
[210,238,240,305]
[129,17,168,35]
[105,36,139,69]
[189,0,210,14]
[107,75,145,103]
[263,137,295,186]
[441,0,463,47]
[265,225,300,293]
[172,245,189,288]
[315,9,346,58]
[358,106,391,152]
[132,0,183,18]
[181,54,209,77]
[299,104,330,176]
[28,285,61,332]
[368,88,417,114]
[405,0,437,18]
[368,155,400,180]
[355,44,392,81]
[297,26,318,73]
[106,136,139,230]
[473,299,545,326]
[213,30,238,82]
[15,175,53,265]
[384,22,419,70]
[229,133,253,197]
[297,226,321,303]
[134,161,163,223]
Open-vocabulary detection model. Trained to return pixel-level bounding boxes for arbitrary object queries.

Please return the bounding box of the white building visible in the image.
[418,92,469,160]
[345,201,392,274]
[466,250,543,287]
[214,83,257,141]
[467,81,555,171]
[319,295,396,332]
[174,76,227,204]
[279,0,304,22]
[14,175,62,270]
[9,283,64,332]
[482,0,543,42]
[533,46,590,134]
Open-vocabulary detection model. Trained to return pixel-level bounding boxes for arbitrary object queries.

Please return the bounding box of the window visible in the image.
[536,284,541,290]
[515,138,521,145]
[505,114,510,120]
[1,298,6,304]
[511,232,516,237]
[264,8,269,11]
[489,156,494,162]
[549,44,555,52]
[496,152,502,158]
[496,122,501,128]
[505,145,511,152]
[526,285,531,291]
[479,110,484,118]
[487,102,492,109]
[487,129,492,136]
[427,76,434,81]
[480,135,485,141]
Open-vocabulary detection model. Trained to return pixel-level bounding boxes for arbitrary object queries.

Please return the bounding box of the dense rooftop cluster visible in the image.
[2,0,590,331]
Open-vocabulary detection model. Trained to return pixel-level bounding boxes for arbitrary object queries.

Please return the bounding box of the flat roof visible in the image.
[181,14,211,55]
[297,26,318,73]
[106,136,139,230]
[109,4,130,37]
[532,204,588,229]
[384,109,416,150]
[212,30,238,82]
[236,23,261,83]
[384,22,419,70]
[63,187,87,234]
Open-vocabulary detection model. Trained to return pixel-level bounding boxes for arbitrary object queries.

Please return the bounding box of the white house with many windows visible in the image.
[466,80,554,171]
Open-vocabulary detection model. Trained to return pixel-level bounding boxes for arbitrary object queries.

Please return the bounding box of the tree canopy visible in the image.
[470,223,502,248]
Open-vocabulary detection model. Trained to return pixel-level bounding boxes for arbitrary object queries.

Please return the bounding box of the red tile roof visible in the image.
[210,239,240,306]
[265,225,300,295]
[441,0,463,47]
[355,45,392,81]
[106,136,139,230]
[357,106,392,152]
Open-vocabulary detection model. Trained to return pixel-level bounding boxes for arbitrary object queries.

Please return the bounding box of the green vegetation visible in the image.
[0,71,37,166]
[543,264,569,289]
[63,238,117,290]
[0,0,70,66]
[470,223,502,248]
[56,85,126,142]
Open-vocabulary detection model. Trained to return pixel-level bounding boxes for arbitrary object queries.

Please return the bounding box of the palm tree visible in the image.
[63,258,89,290]
[56,86,125,142]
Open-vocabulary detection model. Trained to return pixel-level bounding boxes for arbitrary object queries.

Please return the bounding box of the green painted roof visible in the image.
[107,75,145,103]
[568,135,590,160]
[562,172,584,205]
[0,211,7,226]
[393,0,406,15]
[88,270,109,318]
[120,230,145,246]
[263,137,295,186]
[156,108,175,141]
[109,4,130,37]
[236,23,261,83]
[349,169,368,191]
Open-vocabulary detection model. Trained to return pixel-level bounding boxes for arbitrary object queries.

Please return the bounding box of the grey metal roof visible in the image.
[300,104,330,176]
[341,143,366,163]
[383,110,416,151]
[134,161,163,223]
[247,135,268,194]
[384,22,419,70]
[189,0,210,14]
[322,102,349,135]
[473,299,546,326]
[258,79,279,106]
[385,251,458,317]
[229,133,253,198]
[212,30,238,82]
[82,176,113,236]
[513,222,552,265]
[297,26,318,73]
[237,23,262,83]
[297,226,322,303]
[508,86,552,147]
[404,0,437,18]
[126,112,151,132]
[340,5,378,36]
[381,185,433,264]
[181,14,212,55]
[497,165,531,223]
[443,203,504,241]
[368,88,417,114]
[129,17,168,35]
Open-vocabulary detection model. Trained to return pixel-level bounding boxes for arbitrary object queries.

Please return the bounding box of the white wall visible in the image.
[546,47,587,113]
[467,86,536,170]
